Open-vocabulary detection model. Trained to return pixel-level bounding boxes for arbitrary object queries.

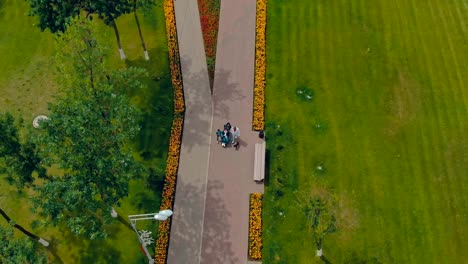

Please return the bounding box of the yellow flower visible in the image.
[253,0,268,131]
[248,193,264,260]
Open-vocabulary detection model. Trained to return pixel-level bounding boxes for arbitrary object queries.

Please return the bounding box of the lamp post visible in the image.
[128,209,173,264]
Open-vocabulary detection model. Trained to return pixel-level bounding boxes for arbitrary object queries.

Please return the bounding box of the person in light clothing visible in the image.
[231,126,240,144]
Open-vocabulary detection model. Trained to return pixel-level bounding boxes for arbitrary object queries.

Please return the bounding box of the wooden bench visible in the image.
[254,141,266,182]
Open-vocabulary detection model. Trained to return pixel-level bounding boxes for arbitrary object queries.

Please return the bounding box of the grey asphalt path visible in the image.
[168,0,262,263]
[201,0,264,263]
[167,0,213,263]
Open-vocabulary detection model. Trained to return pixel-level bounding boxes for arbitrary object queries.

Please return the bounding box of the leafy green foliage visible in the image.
[0,113,45,188]
[26,0,82,33]
[31,18,146,239]
[0,225,46,264]
[27,0,135,31]
[85,0,133,26]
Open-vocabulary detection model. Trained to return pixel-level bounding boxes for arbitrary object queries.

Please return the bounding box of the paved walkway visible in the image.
[168,0,262,263]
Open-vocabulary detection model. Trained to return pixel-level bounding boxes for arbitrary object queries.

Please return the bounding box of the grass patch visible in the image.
[264,0,468,263]
[0,0,173,263]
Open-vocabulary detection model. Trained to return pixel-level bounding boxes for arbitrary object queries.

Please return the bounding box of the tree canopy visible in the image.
[0,225,46,264]
[29,18,147,239]
[27,0,83,33]
[85,0,133,26]
[27,0,134,31]
[0,113,45,188]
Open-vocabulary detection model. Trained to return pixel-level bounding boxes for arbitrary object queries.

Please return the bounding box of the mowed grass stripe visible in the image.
[429,0,466,125]
[405,0,443,259]
[410,0,464,260]
[448,0,468,33]
[264,0,467,262]
[314,0,342,185]
[293,1,309,188]
[425,1,467,246]
[345,0,386,259]
[407,0,445,259]
[272,4,289,120]
[411,1,458,261]
[387,1,418,261]
[431,0,468,254]
[317,1,344,248]
[377,1,409,262]
[439,0,468,112]
[333,0,355,218]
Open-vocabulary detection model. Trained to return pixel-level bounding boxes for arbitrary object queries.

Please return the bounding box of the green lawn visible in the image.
[263,0,468,263]
[0,0,173,263]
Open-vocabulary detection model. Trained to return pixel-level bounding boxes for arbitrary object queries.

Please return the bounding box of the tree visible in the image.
[85,0,134,60]
[0,224,47,264]
[133,0,157,60]
[27,0,83,33]
[0,113,46,189]
[27,0,133,60]
[0,208,49,247]
[31,18,146,239]
[297,186,339,258]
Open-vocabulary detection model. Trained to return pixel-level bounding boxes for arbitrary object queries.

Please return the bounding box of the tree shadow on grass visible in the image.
[44,237,64,264]
[116,215,133,231]
[320,255,333,264]
[125,50,174,163]
[127,168,164,214]
[77,239,121,264]
[48,219,125,263]
[264,148,271,186]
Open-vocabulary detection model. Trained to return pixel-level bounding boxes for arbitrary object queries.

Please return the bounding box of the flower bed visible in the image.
[153,117,183,264]
[154,0,186,263]
[248,193,263,261]
[197,0,220,88]
[164,0,185,115]
[252,0,267,131]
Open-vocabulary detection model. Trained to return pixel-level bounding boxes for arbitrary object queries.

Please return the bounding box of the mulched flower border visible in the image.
[252,0,267,131]
[153,0,185,263]
[248,193,263,261]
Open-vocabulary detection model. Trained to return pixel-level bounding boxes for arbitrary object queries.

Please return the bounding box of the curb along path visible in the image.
[169,0,262,263]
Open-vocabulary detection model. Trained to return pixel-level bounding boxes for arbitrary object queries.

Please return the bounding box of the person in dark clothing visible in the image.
[216,129,223,144]
[224,122,232,131]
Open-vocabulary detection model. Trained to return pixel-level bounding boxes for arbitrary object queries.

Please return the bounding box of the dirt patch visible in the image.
[385,70,423,137]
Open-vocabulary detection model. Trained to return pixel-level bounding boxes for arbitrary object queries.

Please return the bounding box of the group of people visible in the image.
[216,122,240,149]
